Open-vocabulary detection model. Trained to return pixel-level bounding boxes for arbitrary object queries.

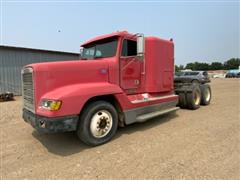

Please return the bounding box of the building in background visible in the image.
[0,45,79,95]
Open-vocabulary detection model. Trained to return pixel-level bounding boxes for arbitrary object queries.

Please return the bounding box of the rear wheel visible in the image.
[191,80,199,85]
[77,101,118,146]
[178,92,187,109]
[200,84,211,105]
[186,85,201,110]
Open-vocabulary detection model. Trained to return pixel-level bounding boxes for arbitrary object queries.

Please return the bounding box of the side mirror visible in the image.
[137,33,145,60]
[79,47,83,59]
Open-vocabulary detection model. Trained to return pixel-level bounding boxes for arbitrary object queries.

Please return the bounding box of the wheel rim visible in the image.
[194,90,201,105]
[205,88,211,102]
[90,110,113,138]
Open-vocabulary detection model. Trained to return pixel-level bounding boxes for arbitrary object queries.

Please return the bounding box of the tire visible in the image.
[77,101,118,146]
[178,92,187,109]
[186,85,201,110]
[191,80,199,85]
[200,84,211,105]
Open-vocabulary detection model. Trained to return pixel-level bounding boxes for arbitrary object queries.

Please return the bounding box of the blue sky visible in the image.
[0,0,239,65]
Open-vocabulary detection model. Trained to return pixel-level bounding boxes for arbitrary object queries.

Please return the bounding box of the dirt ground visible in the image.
[0,79,239,180]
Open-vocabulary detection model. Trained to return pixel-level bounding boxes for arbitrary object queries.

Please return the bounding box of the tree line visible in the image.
[175,58,240,72]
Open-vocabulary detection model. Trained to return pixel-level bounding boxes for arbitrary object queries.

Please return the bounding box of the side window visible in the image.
[121,39,137,57]
[83,47,95,59]
[95,50,102,57]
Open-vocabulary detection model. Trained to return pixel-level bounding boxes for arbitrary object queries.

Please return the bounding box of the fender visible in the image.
[36,82,123,117]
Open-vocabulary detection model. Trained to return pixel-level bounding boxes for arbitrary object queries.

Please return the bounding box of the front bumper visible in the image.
[23,109,79,133]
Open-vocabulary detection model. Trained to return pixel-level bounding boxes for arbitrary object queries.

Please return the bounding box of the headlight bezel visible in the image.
[40,99,62,111]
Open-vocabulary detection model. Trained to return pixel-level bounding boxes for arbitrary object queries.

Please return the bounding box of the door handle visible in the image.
[134,79,140,85]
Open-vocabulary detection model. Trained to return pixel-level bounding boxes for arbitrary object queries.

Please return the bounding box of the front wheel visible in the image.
[77,101,118,146]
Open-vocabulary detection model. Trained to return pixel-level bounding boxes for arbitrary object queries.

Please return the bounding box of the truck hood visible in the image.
[27,59,110,106]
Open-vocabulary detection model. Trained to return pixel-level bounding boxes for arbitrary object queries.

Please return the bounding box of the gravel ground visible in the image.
[0,79,240,180]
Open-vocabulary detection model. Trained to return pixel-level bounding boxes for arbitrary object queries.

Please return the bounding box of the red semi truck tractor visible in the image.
[22,31,211,146]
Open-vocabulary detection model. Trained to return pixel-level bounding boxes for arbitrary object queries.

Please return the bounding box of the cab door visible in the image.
[120,39,141,92]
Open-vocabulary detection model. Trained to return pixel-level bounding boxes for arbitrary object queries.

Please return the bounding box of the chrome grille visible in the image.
[22,67,35,112]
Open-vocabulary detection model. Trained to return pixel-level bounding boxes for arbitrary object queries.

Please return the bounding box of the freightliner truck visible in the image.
[22,31,211,146]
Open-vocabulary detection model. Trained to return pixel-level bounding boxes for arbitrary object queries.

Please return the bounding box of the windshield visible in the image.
[81,37,118,60]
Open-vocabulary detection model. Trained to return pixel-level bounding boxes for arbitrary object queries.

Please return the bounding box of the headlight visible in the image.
[40,99,62,111]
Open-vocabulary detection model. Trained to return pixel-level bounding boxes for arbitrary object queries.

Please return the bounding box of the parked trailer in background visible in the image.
[22,31,212,146]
